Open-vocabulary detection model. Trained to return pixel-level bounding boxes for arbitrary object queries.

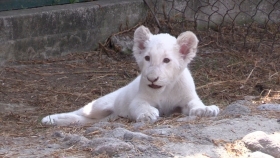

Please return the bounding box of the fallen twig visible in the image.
[240,67,256,89]
[196,80,244,90]
[198,41,214,48]
[143,0,161,28]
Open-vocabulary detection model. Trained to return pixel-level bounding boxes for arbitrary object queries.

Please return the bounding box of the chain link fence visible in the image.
[144,0,280,53]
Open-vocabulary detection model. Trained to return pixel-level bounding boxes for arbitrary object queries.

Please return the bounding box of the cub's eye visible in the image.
[144,56,150,61]
[163,58,170,63]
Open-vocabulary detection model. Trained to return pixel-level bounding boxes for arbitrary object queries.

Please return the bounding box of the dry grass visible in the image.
[192,47,280,107]
[224,140,250,157]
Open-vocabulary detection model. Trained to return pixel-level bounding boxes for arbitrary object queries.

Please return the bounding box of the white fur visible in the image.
[42,26,219,126]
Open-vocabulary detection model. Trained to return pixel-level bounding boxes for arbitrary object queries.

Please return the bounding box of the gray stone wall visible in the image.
[0,0,147,63]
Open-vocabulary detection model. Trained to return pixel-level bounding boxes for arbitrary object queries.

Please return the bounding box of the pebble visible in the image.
[257,104,280,112]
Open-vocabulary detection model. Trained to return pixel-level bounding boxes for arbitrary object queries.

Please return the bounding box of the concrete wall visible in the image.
[0,0,147,63]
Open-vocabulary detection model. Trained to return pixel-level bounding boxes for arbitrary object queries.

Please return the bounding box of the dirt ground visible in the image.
[0,27,280,157]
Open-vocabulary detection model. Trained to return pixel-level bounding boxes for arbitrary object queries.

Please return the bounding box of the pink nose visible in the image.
[147,77,159,83]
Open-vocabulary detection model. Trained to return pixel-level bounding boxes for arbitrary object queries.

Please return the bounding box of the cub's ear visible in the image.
[177,31,199,61]
[133,25,152,52]
[133,26,152,70]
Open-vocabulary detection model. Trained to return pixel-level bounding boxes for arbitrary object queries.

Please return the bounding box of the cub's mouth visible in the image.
[148,84,162,89]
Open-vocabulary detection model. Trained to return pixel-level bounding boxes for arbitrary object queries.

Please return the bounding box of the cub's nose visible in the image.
[147,77,159,83]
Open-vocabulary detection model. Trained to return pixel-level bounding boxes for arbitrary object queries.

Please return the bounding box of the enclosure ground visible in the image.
[0,44,279,157]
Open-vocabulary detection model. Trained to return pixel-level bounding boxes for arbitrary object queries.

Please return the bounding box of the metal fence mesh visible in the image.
[144,0,280,53]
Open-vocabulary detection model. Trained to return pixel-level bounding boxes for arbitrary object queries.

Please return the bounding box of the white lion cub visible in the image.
[42,25,219,126]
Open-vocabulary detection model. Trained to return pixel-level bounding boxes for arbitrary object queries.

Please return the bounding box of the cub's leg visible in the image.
[183,98,219,117]
[129,98,159,123]
[42,93,116,126]
[181,70,219,117]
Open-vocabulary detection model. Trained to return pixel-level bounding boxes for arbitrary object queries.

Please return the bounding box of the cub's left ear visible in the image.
[177,31,199,60]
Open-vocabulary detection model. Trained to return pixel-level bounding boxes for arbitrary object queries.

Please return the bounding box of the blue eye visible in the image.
[163,58,170,63]
[145,56,150,61]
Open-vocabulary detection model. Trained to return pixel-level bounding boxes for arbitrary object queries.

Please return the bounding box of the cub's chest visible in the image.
[150,95,182,116]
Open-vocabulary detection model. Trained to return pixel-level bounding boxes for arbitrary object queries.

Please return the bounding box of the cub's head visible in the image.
[133,25,198,90]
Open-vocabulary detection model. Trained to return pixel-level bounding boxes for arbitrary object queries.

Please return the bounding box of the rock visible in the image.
[47,144,62,149]
[59,133,133,156]
[242,131,280,158]
[220,100,251,116]
[257,104,280,112]
[105,127,152,141]
[136,144,152,152]
[93,144,130,156]
[52,131,64,138]
[144,128,174,137]
[34,114,280,157]
[88,138,132,156]
[110,34,133,54]
[123,132,134,140]
[198,116,280,142]
[247,151,274,158]
[62,134,89,147]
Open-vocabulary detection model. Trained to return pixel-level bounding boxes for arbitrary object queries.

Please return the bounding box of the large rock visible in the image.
[242,131,280,158]
[247,151,274,158]
[110,34,134,54]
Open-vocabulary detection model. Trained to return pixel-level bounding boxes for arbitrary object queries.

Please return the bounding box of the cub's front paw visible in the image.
[189,105,219,117]
[136,107,159,123]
